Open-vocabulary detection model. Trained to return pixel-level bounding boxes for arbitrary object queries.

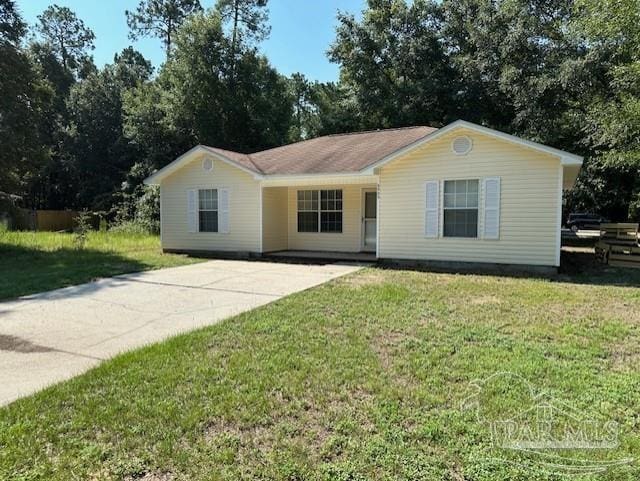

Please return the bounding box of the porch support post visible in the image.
[376,181,380,259]
[258,184,263,253]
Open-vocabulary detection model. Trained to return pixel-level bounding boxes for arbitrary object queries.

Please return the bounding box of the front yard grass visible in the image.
[0,230,201,300]
[1,267,639,480]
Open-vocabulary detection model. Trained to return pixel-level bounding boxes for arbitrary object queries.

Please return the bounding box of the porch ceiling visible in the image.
[260,174,379,188]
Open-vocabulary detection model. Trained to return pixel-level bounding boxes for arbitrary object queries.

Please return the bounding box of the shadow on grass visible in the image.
[557,249,640,287]
[0,242,150,302]
[373,250,640,288]
[244,249,640,288]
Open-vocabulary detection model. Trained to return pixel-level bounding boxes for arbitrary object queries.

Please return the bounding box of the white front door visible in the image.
[362,190,377,252]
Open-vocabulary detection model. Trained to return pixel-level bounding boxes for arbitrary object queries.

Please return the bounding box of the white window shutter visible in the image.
[425,180,439,238]
[187,189,198,233]
[483,177,501,239]
[219,188,230,234]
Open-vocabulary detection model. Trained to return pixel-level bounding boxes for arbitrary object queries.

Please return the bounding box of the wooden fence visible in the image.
[13,209,79,231]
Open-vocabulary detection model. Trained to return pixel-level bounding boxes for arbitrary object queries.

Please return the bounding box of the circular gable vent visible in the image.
[202,158,214,172]
[452,136,472,155]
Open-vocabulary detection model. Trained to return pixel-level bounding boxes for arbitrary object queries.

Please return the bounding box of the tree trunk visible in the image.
[166,18,173,58]
[230,0,240,81]
[58,33,67,70]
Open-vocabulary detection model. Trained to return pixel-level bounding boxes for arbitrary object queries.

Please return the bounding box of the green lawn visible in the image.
[1,266,639,480]
[0,230,201,300]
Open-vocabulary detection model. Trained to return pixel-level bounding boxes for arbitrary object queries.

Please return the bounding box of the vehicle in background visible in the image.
[566,213,609,232]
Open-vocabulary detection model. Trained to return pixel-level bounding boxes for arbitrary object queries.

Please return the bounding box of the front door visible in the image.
[362,190,377,252]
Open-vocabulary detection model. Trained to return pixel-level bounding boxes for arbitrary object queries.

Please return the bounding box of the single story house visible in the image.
[144,120,583,269]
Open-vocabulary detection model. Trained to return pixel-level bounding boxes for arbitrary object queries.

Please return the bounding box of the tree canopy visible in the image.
[1,0,640,225]
[35,4,95,73]
[126,0,202,56]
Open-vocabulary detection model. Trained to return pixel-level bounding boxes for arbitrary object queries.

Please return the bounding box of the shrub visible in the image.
[73,210,92,249]
[134,185,160,233]
[109,220,150,235]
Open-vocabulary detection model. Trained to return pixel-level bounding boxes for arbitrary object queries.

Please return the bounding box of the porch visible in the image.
[264,250,377,263]
[261,181,379,258]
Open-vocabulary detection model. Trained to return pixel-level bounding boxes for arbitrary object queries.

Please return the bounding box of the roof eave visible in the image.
[144,145,263,185]
[360,120,583,174]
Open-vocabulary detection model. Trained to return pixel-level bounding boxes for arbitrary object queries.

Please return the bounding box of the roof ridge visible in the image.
[325,125,433,138]
[247,125,435,158]
[247,136,323,158]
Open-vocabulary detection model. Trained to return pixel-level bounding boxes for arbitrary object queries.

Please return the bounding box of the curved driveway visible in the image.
[0,259,361,406]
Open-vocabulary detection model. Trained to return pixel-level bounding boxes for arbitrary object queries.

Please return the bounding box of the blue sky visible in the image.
[15,0,365,82]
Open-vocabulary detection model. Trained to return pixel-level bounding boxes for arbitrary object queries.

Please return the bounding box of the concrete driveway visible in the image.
[0,259,361,406]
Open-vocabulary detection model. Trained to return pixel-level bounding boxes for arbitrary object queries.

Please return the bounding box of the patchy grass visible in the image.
[0,230,201,300]
[1,266,639,480]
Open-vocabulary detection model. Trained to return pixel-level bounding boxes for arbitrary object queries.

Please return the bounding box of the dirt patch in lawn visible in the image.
[608,344,640,372]
[203,387,376,463]
[371,330,421,388]
[204,418,274,446]
[341,270,388,288]
[124,473,174,481]
[543,300,640,325]
[204,410,333,456]
[470,295,501,305]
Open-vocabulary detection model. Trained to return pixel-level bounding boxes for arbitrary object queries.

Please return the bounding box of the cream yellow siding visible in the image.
[378,128,561,266]
[262,187,288,252]
[160,155,261,252]
[286,185,376,252]
[261,175,379,187]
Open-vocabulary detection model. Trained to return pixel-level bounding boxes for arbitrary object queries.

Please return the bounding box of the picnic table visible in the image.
[595,223,640,267]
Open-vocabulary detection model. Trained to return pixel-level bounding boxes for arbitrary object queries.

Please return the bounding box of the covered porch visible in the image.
[260,176,379,259]
[264,250,377,262]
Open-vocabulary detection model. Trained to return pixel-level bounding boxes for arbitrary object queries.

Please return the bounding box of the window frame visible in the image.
[198,188,219,233]
[296,189,343,234]
[442,179,480,239]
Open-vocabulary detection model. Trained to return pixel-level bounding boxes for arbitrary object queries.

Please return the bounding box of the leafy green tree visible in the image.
[441,0,587,146]
[0,0,25,43]
[126,0,202,56]
[123,80,190,170]
[567,0,640,220]
[330,0,588,144]
[329,0,456,129]
[35,4,95,73]
[24,40,79,209]
[215,0,269,79]
[287,73,316,141]
[66,49,154,209]
[308,82,362,136]
[162,11,291,152]
[215,0,269,46]
[0,0,49,195]
[113,46,154,87]
[289,80,361,138]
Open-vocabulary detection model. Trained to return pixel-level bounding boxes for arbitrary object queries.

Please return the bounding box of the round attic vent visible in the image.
[202,158,214,172]
[452,136,472,155]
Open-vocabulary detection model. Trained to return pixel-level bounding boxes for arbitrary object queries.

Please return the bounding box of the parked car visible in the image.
[566,213,609,232]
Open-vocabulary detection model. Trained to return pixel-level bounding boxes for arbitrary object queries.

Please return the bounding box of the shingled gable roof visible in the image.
[249,126,436,175]
[146,126,437,183]
[144,121,583,184]
[201,126,436,175]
